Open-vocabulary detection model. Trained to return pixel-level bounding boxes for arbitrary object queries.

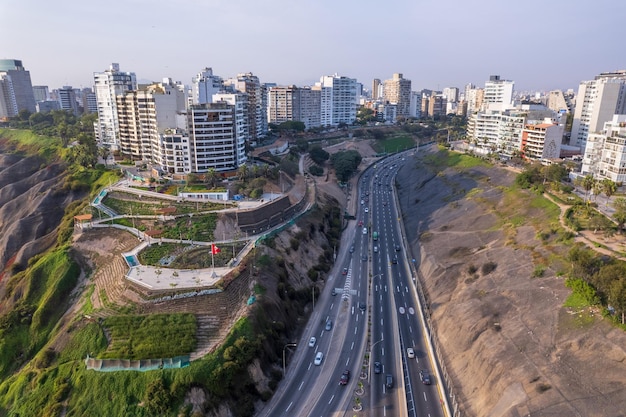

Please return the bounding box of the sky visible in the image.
[1,0,624,94]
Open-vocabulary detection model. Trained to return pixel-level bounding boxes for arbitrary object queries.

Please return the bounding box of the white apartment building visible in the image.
[94,63,137,149]
[571,71,626,150]
[383,73,411,118]
[154,132,192,176]
[187,101,247,173]
[483,75,514,112]
[546,90,569,114]
[317,74,359,126]
[581,115,626,183]
[521,123,564,160]
[192,68,223,105]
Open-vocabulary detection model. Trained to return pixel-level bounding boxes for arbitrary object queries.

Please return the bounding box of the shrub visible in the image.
[481,262,497,275]
[467,264,478,274]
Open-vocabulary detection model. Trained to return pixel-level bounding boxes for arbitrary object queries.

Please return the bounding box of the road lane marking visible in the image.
[328,394,335,404]
[423,392,427,402]
[298,381,304,390]
[286,402,293,412]
[354,326,358,334]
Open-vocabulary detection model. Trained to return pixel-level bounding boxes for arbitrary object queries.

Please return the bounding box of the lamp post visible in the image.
[282,343,297,376]
[368,338,384,383]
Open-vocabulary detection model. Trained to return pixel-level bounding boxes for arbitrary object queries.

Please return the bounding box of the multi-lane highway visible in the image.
[258,152,447,417]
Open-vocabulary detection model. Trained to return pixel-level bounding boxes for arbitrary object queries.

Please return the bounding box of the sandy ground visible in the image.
[396,146,626,417]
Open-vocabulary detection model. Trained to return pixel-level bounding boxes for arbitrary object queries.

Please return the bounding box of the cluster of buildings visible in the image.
[3,58,626,184]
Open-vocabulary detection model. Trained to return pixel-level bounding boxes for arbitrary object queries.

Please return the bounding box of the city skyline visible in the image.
[1,0,624,92]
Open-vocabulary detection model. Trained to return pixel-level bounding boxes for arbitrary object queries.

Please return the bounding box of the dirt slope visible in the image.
[396,148,626,417]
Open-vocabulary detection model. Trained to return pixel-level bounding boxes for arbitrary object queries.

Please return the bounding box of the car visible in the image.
[361,254,368,262]
[331,288,336,296]
[407,347,415,358]
[342,267,348,275]
[358,220,363,227]
[314,351,324,365]
[363,227,367,234]
[374,361,382,374]
[395,245,401,251]
[364,207,369,213]
[349,245,354,253]
[392,257,398,264]
[365,191,369,196]
[382,201,387,206]
[386,374,393,388]
[339,369,351,385]
[359,302,366,311]
[373,246,378,253]
[308,337,316,347]
[325,320,332,331]
[419,369,431,385]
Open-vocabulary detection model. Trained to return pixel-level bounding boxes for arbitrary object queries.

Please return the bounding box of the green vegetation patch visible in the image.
[101,314,196,359]
[371,135,416,154]
[0,128,61,161]
[161,213,218,241]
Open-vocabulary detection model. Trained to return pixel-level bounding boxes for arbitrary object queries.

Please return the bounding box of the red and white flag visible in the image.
[211,244,221,255]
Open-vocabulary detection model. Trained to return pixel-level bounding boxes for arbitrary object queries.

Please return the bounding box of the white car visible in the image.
[407,347,415,358]
[314,351,324,365]
[308,337,316,348]
[364,207,369,213]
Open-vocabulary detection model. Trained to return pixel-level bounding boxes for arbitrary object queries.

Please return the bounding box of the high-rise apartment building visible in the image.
[267,85,321,130]
[317,74,358,126]
[372,79,381,100]
[571,70,626,149]
[93,63,137,149]
[57,86,80,115]
[187,101,247,173]
[225,73,267,142]
[116,79,187,161]
[383,73,411,118]
[81,88,98,114]
[268,86,298,124]
[443,87,459,103]
[581,114,626,182]
[483,75,514,112]
[546,90,569,114]
[32,85,49,102]
[0,59,36,118]
[116,90,157,160]
[192,68,223,105]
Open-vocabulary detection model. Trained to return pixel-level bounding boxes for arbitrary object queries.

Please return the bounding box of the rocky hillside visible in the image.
[397,148,626,417]
[0,150,84,284]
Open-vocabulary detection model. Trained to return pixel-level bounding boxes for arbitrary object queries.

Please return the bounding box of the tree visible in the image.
[238,164,249,182]
[601,179,617,208]
[581,174,595,203]
[309,146,329,166]
[205,168,218,188]
[330,150,362,182]
[612,197,626,232]
[609,278,626,324]
[144,377,172,416]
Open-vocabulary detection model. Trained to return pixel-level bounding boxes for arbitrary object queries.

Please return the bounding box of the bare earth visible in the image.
[396,148,626,417]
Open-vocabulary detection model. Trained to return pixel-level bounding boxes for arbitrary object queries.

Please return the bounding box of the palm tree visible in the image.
[205,168,218,188]
[601,178,617,208]
[581,174,595,203]
[238,164,249,182]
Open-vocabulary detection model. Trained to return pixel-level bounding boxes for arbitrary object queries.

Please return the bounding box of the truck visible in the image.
[373,231,379,241]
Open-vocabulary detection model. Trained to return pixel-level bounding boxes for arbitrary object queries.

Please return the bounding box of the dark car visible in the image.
[339,369,351,385]
[419,369,431,385]
[374,362,382,374]
[395,245,401,251]
[342,267,348,275]
[361,254,368,262]
[359,302,366,311]
[349,245,354,253]
[386,374,393,388]
[391,257,398,264]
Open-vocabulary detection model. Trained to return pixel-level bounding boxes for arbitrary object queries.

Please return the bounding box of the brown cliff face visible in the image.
[0,152,83,281]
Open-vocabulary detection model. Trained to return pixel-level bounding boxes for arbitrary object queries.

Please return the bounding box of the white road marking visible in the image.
[328,394,335,404]
[298,381,304,390]
[286,402,293,412]
[423,392,427,401]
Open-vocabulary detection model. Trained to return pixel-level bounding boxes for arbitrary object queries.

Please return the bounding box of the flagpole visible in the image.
[211,244,215,272]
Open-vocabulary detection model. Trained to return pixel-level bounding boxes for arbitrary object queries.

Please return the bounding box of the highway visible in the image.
[257,152,447,417]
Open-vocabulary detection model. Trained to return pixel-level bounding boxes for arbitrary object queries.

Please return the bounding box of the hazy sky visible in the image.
[1,0,624,93]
